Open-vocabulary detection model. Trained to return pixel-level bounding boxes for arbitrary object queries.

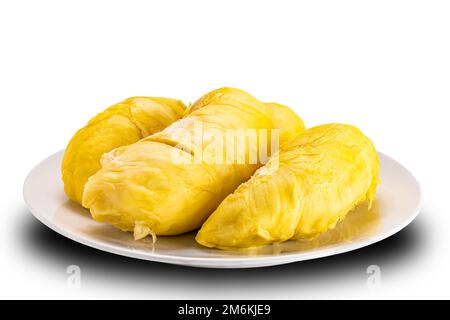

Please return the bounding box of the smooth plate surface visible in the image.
[23,150,422,268]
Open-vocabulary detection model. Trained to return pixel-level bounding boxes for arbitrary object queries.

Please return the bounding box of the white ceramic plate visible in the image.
[23,150,421,268]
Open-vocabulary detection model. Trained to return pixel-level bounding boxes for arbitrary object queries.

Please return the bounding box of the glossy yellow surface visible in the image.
[61,97,186,205]
[82,88,305,239]
[265,102,305,144]
[196,124,379,249]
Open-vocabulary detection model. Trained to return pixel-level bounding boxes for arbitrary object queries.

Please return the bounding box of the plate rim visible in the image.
[23,150,422,268]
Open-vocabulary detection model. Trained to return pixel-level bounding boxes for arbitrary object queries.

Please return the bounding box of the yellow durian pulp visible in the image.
[264,102,305,144]
[82,87,305,239]
[61,97,186,204]
[196,124,380,250]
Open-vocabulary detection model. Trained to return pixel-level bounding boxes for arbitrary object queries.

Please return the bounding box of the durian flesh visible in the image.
[82,88,305,239]
[196,124,380,250]
[264,102,305,144]
[61,97,186,205]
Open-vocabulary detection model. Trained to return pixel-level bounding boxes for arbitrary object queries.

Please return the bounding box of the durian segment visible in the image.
[82,87,306,237]
[61,97,186,205]
[265,102,305,144]
[196,124,379,250]
[82,141,235,236]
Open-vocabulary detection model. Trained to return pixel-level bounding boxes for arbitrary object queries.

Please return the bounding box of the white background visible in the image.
[0,0,448,299]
